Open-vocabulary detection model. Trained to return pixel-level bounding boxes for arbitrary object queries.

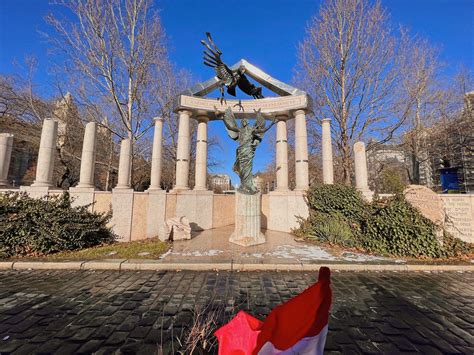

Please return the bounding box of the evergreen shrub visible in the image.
[0,192,115,257]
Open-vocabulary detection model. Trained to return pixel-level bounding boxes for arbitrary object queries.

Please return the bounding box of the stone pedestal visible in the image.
[146,189,167,239]
[111,188,134,241]
[230,192,265,247]
[69,187,95,210]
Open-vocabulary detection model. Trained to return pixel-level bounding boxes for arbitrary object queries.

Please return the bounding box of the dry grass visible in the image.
[9,238,170,261]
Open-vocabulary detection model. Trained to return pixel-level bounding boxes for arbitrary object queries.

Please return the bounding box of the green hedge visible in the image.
[0,192,115,257]
[294,184,473,258]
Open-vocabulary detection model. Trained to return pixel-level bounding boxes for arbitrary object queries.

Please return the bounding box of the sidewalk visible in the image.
[2,226,473,272]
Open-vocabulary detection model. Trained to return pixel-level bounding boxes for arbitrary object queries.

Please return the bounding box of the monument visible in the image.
[202,33,275,246]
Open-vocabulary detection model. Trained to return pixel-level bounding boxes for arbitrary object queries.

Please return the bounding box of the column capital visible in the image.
[196,115,209,123]
[293,109,306,116]
[322,118,332,123]
[275,114,289,121]
[178,109,192,117]
[153,116,164,122]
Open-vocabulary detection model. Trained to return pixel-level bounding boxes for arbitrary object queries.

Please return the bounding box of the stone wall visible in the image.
[440,194,474,244]
[3,188,472,243]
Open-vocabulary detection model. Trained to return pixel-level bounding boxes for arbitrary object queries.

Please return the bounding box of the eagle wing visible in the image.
[201,33,234,86]
[237,74,264,99]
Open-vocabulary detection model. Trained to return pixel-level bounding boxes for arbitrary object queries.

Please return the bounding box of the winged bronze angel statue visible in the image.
[215,106,276,194]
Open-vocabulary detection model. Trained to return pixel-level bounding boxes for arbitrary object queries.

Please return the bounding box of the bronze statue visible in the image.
[202,32,264,104]
[215,106,276,194]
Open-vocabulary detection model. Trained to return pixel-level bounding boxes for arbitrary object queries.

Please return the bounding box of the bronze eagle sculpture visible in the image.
[201,32,264,104]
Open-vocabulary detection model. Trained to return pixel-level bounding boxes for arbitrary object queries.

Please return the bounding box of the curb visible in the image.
[1,261,473,272]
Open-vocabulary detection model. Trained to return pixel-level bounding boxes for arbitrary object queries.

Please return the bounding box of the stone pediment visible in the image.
[176,59,312,118]
[181,59,306,98]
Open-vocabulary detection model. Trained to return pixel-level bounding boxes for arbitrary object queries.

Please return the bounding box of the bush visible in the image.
[362,196,443,258]
[0,192,115,257]
[295,184,473,259]
[305,184,369,222]
[295,213,360,248]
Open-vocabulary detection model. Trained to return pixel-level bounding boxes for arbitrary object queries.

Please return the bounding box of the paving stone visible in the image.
[0,270,472,354]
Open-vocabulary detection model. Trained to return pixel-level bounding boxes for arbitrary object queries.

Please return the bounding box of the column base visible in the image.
[230,192,266,247]
[31,181,54,188]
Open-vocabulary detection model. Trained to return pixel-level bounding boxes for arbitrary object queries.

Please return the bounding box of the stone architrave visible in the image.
[230,191,266,246]
[0,133,14,186]
[404,185,445,227]
[163,216,192,241]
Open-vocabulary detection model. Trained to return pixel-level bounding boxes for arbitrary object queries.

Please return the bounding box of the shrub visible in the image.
[362,196,443,258]
[295,184,473,259]
[305,183,369,222]
[0,192,115,257]
[295,213,360,248]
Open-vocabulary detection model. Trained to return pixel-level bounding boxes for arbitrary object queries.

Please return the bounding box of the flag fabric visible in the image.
[215,266,332,355]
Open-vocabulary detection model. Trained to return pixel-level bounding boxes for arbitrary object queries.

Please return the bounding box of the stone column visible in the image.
[174,110,192,190]
[194,115,209,190]
[275,115,289,191]
[294,109,309,190]
[32,118,58,187]
[321,118,334,184]
[149,117,164,190]
[354,141,369,190]
[76,122,97,188]
[0,133,14,186]
[116,139,132,189]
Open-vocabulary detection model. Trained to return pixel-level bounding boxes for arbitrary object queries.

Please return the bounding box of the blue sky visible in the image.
[0,0,473,184]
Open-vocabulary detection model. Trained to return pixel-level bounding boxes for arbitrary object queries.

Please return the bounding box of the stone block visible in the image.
[163,216,192,241]
[174,190,213,230]
[69,187,95,210]
[111,188,134,242]
[146,189,166,239]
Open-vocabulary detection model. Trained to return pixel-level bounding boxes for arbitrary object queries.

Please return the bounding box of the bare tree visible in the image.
[397,30,444,185]
[296,0,408,184]
[45,0,169,181]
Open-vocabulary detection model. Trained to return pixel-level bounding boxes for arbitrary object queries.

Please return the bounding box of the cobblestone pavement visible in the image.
[0,270,472,354]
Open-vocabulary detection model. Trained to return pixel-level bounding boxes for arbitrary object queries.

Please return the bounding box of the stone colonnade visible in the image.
[1,115,373,197]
